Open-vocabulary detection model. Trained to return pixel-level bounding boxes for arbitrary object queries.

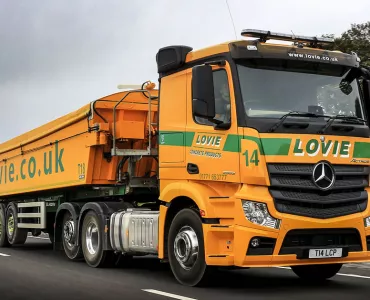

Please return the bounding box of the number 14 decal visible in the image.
[243,149,260,166]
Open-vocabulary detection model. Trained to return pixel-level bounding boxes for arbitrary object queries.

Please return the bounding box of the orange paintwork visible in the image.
[156,40,370,266]
[0,89,159,197]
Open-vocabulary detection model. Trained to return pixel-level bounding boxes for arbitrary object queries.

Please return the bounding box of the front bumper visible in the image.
[203,214,370,267]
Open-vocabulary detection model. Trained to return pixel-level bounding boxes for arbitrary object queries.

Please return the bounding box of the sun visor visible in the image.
[229,41,360,68]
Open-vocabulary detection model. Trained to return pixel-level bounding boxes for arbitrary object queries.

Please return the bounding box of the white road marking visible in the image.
[337,273,370,279]
[0,252,10,257]
[142,289,197,300]
[275,266,370,279]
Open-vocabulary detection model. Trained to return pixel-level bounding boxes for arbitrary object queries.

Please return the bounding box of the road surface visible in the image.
[1,234,370,300]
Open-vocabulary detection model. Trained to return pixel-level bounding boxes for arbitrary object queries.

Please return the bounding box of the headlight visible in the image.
[364,216,370,227]
[242,200,281,229]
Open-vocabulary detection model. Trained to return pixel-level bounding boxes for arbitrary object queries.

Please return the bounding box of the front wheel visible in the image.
[168,208,212,287]
[291,263,342,281]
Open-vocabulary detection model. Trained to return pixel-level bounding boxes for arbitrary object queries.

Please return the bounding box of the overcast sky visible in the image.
[1,0,370,142]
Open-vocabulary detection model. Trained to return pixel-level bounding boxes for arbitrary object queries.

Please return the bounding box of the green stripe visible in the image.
[160,131,370,159]
[246,136,264,154]
[159,131,195,147]
[223,135,291,155]
[261,138,291,155]
[222,134,242,152]
[160,131,292,156]
[185,132,195,147]
[353,142,370,158]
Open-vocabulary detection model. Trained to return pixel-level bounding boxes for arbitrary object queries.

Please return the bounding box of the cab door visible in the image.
[185,62,240,184]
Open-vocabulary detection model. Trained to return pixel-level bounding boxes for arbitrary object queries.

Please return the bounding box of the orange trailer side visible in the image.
[0,89,158,197]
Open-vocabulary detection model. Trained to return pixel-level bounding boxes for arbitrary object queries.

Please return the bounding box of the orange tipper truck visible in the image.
[1,29,370,286]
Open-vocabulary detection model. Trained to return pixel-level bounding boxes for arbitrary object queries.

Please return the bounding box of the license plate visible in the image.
[308,248,343,259]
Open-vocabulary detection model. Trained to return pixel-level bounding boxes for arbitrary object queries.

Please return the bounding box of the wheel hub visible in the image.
[86,222,99,255]
[63,220,75,246]
[174,226,199,270]
[7,213,14,238]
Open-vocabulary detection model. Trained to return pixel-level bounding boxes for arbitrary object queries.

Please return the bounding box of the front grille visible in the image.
[268,163,369,219]
[279,228,362,255]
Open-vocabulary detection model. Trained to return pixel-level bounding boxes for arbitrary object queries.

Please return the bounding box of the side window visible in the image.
[194,69,231,126]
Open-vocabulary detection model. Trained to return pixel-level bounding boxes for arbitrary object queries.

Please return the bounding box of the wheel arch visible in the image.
[160,181,217,217]
[161,196,200,258]
[159,181,219,259]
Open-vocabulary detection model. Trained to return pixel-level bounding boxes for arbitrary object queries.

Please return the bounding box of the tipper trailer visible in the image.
[1,29,370,286]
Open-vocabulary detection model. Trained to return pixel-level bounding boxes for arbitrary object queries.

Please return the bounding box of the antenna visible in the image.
[291,30,296,40]
[225,0,237,40]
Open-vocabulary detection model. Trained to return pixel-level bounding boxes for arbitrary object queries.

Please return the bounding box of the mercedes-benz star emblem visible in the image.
[312,161,335,191]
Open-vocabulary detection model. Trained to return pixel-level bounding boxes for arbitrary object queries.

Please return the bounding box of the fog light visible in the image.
[364,216,370,227]
[242,200,281,229]
[250,237,260,248]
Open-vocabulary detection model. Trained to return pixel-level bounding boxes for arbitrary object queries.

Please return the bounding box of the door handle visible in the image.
[187,163,199,174]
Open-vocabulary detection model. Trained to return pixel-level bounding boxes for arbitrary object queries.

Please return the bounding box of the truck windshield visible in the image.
[236,59,365,120]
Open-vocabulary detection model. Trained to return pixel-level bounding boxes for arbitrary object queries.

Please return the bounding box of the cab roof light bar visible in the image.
[241,29,334,47]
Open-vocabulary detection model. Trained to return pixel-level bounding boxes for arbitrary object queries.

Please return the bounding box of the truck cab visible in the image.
[156,29,370,285]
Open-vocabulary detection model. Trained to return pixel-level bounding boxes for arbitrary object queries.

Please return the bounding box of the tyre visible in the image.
[0,204,10,247]
[6,202,28,245]
[168,208,212,287]
[291,263,342,281]
[81,210,116,268]
[61,212,83,260]
[48,229,54,245]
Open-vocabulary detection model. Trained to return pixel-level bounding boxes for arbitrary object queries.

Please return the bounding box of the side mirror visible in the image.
[192,65,215,119]
[363,79,370,103]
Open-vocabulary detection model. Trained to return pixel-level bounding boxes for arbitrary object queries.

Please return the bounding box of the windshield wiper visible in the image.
[317,114,366,134]
[268,111,320,132]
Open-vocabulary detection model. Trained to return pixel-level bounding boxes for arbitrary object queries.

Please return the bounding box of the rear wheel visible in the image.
[168,208,212,287]
[6,202,28,245]
[62,212,83,260]
[81,210,116,268]
[291,263,342,281]
[0,204,10,247]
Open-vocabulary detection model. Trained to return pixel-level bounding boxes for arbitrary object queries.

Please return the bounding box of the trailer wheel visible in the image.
[81,210,116,268]
[6,203,28,245]
[168,208,212,287]
[62,212,83,260]
[0,204,10,247]
[291,263,342,281]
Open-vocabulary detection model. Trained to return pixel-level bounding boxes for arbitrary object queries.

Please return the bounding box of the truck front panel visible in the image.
[197,129,370,267]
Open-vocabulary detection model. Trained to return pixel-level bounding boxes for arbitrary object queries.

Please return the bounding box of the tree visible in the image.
[322,22,370,67]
